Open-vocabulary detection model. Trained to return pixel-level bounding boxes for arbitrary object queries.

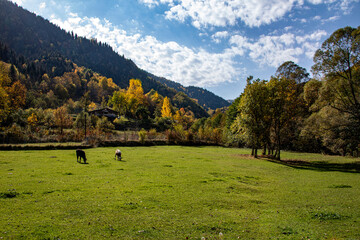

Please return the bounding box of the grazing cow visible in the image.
[115,149,122,161]
[76,149,87,164]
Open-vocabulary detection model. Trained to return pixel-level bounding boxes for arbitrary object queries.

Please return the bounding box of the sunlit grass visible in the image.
[1,146,359,239]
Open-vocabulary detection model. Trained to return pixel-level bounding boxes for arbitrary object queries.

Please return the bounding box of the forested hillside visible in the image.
[150,75,230,110]
[0,0,227,111]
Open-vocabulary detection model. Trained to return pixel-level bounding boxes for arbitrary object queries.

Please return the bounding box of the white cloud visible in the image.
[284,26,293,31]
[164,0,297,28]
[140,0,358,28]
[39,2,46,9]
[138,0,174,8]
[211,31,229,43]
[339,0,359,13]
[307,0,325,3]
[230,30,327,67]
[10,0,25,5]
[138,0,159,8]
[295,30,327,44]
[311,14,340,24]
[325,15,340,21]
[51,14,243,87]
[306,0,359,13]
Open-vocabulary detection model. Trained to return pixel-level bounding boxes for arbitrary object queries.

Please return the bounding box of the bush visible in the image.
[4,124,26,143]
[166,129,176,143]
[96,116,115,132]
[155,117,172,132]
[138,128,147,144]
[147,128,157,140]
[173,124,186,142]
[113,116,129,129]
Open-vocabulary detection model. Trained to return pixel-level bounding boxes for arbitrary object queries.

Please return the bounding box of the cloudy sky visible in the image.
[12,0,360,99]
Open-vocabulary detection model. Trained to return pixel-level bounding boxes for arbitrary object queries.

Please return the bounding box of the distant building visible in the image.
[88,107,118,120]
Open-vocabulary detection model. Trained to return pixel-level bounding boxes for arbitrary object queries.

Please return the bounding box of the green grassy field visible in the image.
[1,146,359,239]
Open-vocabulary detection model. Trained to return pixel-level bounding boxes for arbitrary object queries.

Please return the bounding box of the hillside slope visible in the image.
[0,0,228,111]
[150,75,230,110]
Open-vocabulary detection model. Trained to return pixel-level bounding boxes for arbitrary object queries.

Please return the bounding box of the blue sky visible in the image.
[12,0,360,99]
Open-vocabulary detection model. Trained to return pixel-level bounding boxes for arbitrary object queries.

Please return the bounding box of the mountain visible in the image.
[149,75,230,110]
[0,0,229,113]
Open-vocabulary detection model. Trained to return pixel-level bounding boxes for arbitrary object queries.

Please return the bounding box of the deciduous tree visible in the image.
[275,61,309,84]
[236,77,270,158]
[310,26,360,155]
[161,97,173,118]
[54,106,72,135]
[109,90,128,116]
[268,77,298,160]
[312,26,360,120]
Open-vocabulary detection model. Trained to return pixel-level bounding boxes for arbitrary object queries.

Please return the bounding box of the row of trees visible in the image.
[228,26,359,158]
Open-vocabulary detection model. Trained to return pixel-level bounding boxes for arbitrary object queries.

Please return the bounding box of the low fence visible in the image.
[0,139,222,150]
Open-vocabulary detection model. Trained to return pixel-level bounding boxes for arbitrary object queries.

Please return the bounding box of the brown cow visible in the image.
[76,149,87,164]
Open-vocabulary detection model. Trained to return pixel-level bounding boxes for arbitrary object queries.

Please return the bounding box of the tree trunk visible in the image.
[267,144,271,155]
[84,113,87,140]
[342,147,346,156]
[254,148,258,158]
[262,145,266,156]
[276,135,281,160]
[276,148,281,160]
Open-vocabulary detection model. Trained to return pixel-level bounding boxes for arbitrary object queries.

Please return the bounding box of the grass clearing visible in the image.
[1,146,359,239]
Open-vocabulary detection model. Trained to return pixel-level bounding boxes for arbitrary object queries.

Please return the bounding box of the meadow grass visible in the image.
[0,146,359,239]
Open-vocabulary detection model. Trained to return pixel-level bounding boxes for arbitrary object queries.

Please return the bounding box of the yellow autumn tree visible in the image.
[126,79,144,104]
[173,110,182,122]
[27,113,38,127]
[88,102,97,111]
[8,81,26,110]
[54,106,73,135]
[0,62,26,122]
[161,97,172,118]
[99,77,118,97]
[0,62,11,122]
[126,79,146,116]
[0,87,9,123]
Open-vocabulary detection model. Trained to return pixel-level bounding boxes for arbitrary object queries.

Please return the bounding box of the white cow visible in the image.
[115,149,122,161]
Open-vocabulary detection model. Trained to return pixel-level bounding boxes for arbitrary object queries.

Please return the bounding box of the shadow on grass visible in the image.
[77,162,89,164]
[265,157,360,173]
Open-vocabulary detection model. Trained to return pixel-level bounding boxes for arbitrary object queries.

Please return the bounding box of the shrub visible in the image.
[96,116,115,132]
[113,116,130,130]
[173,124,186,142]
[147,128,157,140]
[138,128,147,144]
[5,124,26,143]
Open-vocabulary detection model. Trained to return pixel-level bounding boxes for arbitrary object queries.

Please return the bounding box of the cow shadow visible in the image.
[78,162,89,164]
